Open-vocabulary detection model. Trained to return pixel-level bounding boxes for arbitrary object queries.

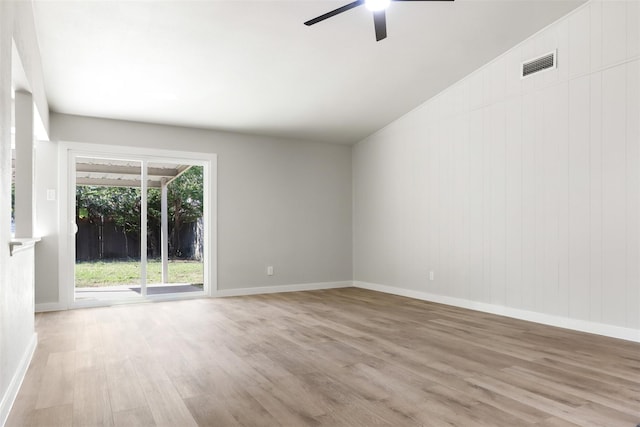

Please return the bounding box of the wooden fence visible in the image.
[75,218,203,261]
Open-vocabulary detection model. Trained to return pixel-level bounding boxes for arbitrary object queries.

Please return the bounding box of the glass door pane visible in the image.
[146,162,204,296]
[74,157,143,302]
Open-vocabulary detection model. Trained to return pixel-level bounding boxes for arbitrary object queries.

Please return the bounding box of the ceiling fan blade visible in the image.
[373,10,387,41]
[304,0,365,26]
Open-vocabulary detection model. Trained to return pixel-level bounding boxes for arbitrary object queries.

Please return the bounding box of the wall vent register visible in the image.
[521,51,556,78]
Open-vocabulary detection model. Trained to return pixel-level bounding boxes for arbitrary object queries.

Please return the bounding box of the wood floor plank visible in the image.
[212,390,282,427]
[465,374,579,420]
[129,355,199,427]
[170,369,222,400]
[558,402,640,427]
[34,351,76,410]
[104,358,148,413]
[112,407,156,427]
[8,404,74,427]
[245,384,323,426]
[7,288,640,426]
[35,405,74,427]
[533,416,583,427]
[504,365,640,418]
[75,348,106,373]
[73,369,114,426]
[183,394,239,426]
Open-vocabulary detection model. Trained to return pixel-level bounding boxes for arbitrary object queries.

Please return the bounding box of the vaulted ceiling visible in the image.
[33,0,585,144]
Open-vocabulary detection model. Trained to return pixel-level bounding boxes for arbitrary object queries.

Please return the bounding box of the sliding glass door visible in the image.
[70,152,207,305]
[145,162,204,296]
[74,156,144,302]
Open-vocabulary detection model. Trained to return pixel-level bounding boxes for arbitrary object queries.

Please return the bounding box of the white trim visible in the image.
[35,302,66,313]
[9,237,40,256]
[213,281,352,297]
[354,281,640,344]
[140,159,148,298]
[207,157,217,295]
[0,333,37,427]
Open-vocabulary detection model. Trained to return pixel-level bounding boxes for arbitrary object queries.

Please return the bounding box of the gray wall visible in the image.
[34,139,59,304]
[353,0,640,332]
[41,113,352,303]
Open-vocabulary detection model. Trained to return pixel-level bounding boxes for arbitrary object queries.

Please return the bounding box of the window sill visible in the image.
[9,237,41,256]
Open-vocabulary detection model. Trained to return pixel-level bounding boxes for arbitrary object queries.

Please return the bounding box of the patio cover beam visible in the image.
[76,178,163,188]
[76,163,181,177]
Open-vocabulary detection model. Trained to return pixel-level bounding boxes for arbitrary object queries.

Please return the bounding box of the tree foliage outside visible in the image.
[149,166,203,257]
[76,166,203,259]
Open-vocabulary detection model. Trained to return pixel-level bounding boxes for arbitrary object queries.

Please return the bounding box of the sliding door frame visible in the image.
[58,141,217,309]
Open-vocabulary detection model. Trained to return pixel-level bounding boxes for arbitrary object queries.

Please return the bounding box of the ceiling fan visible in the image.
[304,0,454,42]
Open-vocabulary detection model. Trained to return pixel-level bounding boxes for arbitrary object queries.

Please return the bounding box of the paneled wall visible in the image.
[353,0,640,334]
[0,1,48,423]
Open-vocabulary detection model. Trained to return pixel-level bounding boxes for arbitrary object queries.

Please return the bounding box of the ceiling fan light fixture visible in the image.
[365,0,390,12]
[304,0,454,41]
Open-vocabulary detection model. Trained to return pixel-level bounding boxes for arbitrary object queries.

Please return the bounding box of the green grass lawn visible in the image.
[75,259,203,288]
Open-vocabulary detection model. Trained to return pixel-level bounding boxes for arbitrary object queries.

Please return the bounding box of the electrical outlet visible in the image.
[267,266,274,276]
[429,270,434,281]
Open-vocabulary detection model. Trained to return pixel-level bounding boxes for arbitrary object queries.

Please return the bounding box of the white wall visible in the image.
[42,113,352,305]
[34,140,59,304]
[353,0,640,339]
[0,1,48,424]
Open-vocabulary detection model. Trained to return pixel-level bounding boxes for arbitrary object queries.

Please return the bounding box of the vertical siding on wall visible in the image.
[589,72,604,323]
[461,112,472,299]
[490,102,507,306]
[353,0,640,331]
[534,88,550,314]
[505,50,522,98]
[590,1,603,72]
[601,65,627,326]
[568,75,591,321]
[602,0,628,67]
[505,97,523,308]
[468,109,484,302]
[626,59,640,329]
[628,0,640,58]
[482,106,493,303]
[569,5,591,79]
[521,93,536,312]
[439,116,453,296]
[426,116,439,293]
[557,83,570,318]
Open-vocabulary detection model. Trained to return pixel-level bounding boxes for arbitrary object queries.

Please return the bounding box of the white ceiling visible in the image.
[33,0,584,144]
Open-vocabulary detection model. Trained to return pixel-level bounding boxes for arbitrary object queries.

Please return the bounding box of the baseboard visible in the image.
[0,333,37,427]
[214,281,352,297]
[354,281,640,343]
[36,281,353,310]
[35,302,66,313]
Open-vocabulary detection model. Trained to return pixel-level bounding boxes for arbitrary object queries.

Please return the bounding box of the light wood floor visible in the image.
[7,288,640,427]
